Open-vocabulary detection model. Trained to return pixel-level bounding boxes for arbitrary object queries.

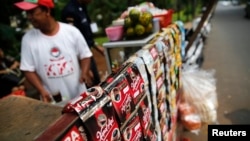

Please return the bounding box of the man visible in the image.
[61,0,104,88]
[14,0,93,103]
[0,47,24,97]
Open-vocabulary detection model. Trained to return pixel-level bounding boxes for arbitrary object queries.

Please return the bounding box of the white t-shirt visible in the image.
[20,22,93,101]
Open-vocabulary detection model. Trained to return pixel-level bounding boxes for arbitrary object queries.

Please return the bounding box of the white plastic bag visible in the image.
[181,65,218,124]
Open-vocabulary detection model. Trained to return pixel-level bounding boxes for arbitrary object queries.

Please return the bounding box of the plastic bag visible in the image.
[181,65,218,124]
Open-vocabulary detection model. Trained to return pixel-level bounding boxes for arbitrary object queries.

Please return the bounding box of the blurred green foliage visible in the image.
[53,0,207,36]
[1,0,208,59]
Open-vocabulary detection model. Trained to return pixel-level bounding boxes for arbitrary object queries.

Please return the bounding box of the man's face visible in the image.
[26,6,48,29]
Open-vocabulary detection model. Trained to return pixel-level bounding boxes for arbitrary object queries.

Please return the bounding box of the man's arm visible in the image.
[9,61,19,70]
[24,71,52,102]
[79,57,93,87]
[0,69,9,75]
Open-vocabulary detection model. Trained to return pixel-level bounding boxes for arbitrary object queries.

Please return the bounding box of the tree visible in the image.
[0,0,25,59]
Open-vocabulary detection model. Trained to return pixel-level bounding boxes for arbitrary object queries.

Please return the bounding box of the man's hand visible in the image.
[80,70,94,87]
[40,90,53,103]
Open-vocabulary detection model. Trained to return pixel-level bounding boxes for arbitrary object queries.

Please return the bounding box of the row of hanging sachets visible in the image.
[61,22,185,141]
[123,22,185,141]
[62,62,157,141]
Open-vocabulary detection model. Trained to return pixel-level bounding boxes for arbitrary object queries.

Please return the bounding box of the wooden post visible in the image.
[185,0,217,54]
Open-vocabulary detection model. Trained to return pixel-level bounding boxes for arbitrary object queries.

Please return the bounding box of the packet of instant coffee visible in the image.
[62,86,106,114]
[60,123,88,141]
[120,112,144,141]
[102,61,146,106]
[125,55,153,120]
[121,62,146,105]
[81,100,122,141]
[100,74,136,126]
[137,94,157,141]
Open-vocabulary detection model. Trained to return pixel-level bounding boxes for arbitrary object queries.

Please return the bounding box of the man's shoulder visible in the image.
[59,22,76,29]
[59,22,81,34]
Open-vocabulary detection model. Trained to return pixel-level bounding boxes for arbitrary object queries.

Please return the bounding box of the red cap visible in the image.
[14,0,54,11]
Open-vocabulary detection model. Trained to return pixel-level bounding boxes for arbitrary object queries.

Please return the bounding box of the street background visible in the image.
[180,1,250,140]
